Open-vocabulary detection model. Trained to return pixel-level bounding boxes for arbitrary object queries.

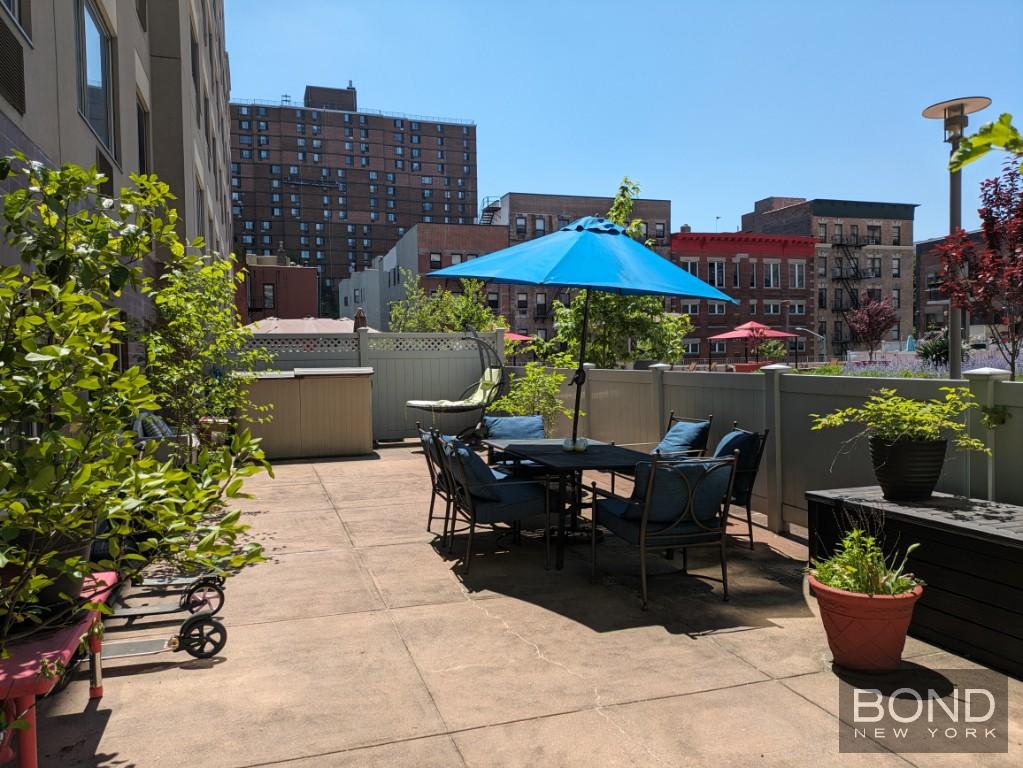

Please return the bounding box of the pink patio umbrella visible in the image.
[504,331,533,342]
[708,321,799,363]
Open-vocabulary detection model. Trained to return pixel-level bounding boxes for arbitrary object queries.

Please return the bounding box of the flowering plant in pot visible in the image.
[809,530,923,671]
[811,387,987,501]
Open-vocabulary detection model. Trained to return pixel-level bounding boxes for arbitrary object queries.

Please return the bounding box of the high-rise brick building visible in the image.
[229,84,477,317]
[670,233,817,360]
[742,197,917,354]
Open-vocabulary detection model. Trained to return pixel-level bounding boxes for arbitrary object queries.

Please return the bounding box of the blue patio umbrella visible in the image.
[430,216,736,441]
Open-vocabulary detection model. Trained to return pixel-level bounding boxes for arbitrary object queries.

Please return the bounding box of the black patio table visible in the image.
[483,438,649,569]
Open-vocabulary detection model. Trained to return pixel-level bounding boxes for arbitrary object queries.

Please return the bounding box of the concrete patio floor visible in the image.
[41,443,1021,767]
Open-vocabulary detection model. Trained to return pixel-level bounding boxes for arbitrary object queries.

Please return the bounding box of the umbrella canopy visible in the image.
[430,216,736,300]
[708,327,798,340]
[430,216,735,440]
[504,331,533,342]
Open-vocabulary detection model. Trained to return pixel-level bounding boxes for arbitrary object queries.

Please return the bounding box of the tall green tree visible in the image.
[551,177,693,367]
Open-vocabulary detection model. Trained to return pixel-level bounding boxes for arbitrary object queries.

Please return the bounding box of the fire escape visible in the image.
[829,234,868,353]
[478,196,502,225]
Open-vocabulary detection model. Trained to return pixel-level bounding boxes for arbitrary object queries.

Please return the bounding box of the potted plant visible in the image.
[811,387,987,501]
[808,529,923,672]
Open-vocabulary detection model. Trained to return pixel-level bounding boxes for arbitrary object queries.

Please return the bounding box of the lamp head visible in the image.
[922,97,991,143]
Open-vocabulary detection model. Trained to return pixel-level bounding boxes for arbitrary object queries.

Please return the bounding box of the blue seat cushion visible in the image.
[595,497,721,546]
[483,415,545,439]
[445,441,504,501]
[712,429,763,502]
[626,461,732,525]
[653,419,710,456]
[474,478,551,525]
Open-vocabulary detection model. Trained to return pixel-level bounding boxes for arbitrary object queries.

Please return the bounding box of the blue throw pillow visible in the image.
[445,440,501,501]
[484,415,545,439]
[654,419,710,456]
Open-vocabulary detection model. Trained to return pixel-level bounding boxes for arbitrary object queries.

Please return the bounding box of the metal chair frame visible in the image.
[721,422,770,550]
[609,412,713,495]
[591,454,738,608]
[417,422,454,537]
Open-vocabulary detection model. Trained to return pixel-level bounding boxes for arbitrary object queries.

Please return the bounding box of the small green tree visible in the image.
[144,253,273,457]
[388,269,505,332]
[552,177,691,368]
[489,363,573,436]
[756,339,788,362]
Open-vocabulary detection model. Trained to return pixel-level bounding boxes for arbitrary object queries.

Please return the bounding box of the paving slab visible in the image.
[234,480,334,513]
[241,506,352,555]
[41,612,447,768]
[357,541,468,608]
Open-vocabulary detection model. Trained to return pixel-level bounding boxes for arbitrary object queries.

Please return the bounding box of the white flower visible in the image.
[101,198,114,209]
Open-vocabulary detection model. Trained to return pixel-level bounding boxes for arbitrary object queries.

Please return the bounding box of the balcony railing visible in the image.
[818,234,883,246]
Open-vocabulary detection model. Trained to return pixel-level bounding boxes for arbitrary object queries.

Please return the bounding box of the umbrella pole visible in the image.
[571,288,591,443]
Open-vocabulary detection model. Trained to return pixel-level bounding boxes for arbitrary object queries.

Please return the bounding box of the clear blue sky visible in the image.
[224,0,1022,241]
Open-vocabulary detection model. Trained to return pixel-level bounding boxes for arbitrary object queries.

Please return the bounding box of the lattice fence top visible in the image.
[248,334,360,354]
[366,335,495,353]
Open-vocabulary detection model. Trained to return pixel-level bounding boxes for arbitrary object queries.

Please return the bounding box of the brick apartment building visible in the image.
[669,233,817,359]
[229,83,477,317]
[1,0,232,321]
[914,230,986,334]
[480,192,672,338]
[742,197,917,354]
[236,253,319,325]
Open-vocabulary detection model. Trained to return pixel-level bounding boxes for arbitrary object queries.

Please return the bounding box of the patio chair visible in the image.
[710,424,769,550]
[441,438,553,573]
[482,414,545,471]
[590,455,738,608]
[416,422,455,536]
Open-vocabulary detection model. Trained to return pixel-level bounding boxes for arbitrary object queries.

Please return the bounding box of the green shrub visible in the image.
[490,362,573,435]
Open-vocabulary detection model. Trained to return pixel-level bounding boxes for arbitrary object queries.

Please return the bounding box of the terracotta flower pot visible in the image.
[868,436,946,501]
[808,572,923,672]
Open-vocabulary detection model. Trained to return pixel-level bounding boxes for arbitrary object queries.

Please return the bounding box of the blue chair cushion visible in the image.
[627,461,732,525]
[712,429,763,502]
[595,497,721,546]
[474,479,551,525]
[446,441,504,501]
[484,415,545,439]
[653,419,710,456]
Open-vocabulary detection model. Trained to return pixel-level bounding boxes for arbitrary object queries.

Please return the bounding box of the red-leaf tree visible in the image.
[938,159,1023,379]
[846,293,898,361]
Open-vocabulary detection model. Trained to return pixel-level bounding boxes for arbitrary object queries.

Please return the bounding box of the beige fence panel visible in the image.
[990,379,1023,504]
[585,370,660,448]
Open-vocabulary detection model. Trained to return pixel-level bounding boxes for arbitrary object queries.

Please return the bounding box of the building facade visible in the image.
[229,84,478,318]
[236,255,318,325]
[0,0,232,319]
[914,230,987,334]
[480,192,672,338]
[742,197,917,354]
[669,233,817,360]
[340,223,509,331]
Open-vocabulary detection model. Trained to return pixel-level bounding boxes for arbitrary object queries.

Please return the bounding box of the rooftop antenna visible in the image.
[281,93,291,105]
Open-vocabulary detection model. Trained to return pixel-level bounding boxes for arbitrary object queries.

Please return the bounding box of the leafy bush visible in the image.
[812,529,920,596]
[756,339,788,361]
[489,363,573,435]
[811,386,987,452]
[0,155,266,650]
[916,333,950,367]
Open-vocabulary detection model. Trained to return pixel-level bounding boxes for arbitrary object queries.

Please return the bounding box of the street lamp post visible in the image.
[796,326,827,362]
[922,96,991,379]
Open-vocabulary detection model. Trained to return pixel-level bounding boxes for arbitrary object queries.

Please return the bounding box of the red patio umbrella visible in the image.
[504,331,533,342]
[708,321,799,363]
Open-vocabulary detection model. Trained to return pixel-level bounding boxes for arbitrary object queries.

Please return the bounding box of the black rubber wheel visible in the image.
[182,581,225,615]
[179,615,227,659]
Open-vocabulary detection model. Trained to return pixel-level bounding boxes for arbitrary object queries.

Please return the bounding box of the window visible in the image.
[788,261,805,289]
[516,292,528,311]
[868,256,881,277]
[764,262,780,288]
[892,288,901,309]
[534,216,545,235]
[684,340,700,355]
[789,301,806,316]
[655,222,665,239]
[834,223,843,243]
[77,0,114,151]
[708,261,725,288]
[258,150,269,160]
[515,215,527,235]
[680,301,700,316]
[451,253,462,265]
[818,222,827,241]
[711,341,726,354]
[817,255,827,277]
[681,260,698,277]
[867,224,881,244]
[732,262,740,288]
[892,256,901,278]
[709,302,726,315]
[429,252,441,269]
[262,284,275,309]
[892,224,902,246]
[850,224,859,242]
[748,300,757,315]
[818,288,827,310]
[194,178,205,240]
[748,261,757,287]
[136,99,150,174]
[764,302,781,315]
[535,292,547,316]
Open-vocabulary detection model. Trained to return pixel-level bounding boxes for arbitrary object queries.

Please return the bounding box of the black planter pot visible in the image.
[868,436,947,501]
